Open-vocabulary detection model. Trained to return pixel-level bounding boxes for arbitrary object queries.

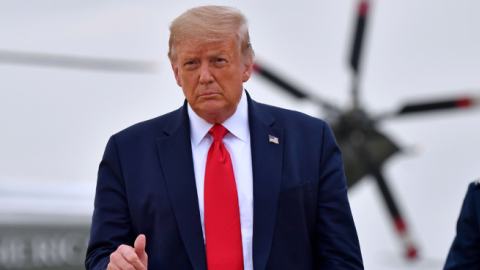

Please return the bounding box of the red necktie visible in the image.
[204,124,244,270]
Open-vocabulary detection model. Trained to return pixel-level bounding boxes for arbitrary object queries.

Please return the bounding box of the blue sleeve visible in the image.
[314,122,364,269]
[85,136,135,270]
[444,182,480,270]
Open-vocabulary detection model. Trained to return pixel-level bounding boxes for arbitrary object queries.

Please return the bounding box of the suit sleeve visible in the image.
[444,183,480,270]
[85,135,135,270]
[314,122,364,269]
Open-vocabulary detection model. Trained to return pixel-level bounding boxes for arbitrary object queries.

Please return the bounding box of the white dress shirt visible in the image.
[187,90,254,270]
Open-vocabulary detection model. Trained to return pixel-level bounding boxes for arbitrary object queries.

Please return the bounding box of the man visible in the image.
[444,180,480,269]
[86,5,363,270]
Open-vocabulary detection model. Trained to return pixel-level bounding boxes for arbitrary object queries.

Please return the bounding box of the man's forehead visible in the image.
[176,37,239,55]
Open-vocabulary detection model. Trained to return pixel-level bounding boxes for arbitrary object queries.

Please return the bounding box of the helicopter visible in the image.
[252,0,480,260]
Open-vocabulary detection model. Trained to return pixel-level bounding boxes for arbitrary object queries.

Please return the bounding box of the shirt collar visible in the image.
[188,89,249,147]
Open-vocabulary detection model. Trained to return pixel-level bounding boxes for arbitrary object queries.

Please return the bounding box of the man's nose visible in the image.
[199,62,214,84]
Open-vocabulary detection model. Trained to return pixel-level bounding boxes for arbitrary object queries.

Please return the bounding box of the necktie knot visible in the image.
[209,124,228,141]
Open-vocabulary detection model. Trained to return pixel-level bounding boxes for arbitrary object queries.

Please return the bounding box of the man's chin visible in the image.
[193,103,236,123]
[197,101,226,113]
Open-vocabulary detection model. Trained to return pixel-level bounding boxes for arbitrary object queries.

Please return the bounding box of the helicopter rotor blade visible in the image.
[374,96,480,121]
[0,50,158,73]
[398,96,480,115]
[350,0,370,74]
[252,63,307,99]
[349,0,371,110]
[369,164,418,259]
[374,95,480,120]
[252,62,340,113]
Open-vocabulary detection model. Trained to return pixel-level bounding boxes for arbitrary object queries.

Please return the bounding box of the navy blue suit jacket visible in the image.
[86,93,363,269]
[445,181,480,269]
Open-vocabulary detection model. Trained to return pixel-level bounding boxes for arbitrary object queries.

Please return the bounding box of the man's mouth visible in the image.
[200,92,218,97]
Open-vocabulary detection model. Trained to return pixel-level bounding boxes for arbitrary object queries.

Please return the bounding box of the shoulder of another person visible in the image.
[466,179,480,205]
[470,179,480,190]
[468,179,480,193]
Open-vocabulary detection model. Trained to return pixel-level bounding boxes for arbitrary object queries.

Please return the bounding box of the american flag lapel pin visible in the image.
[269,135,279,144]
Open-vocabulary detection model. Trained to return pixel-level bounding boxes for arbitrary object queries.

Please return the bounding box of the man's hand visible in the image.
[107,234,148,270]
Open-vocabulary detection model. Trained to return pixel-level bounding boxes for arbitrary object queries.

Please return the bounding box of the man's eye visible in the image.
[215,58,225,63]
[186,61,196,65]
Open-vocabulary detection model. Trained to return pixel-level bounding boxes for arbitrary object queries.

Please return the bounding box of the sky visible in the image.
[0,0,480,269]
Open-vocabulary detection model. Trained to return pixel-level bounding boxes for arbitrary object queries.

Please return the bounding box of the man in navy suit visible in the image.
[444,180,480,269]
[86,5,363,270]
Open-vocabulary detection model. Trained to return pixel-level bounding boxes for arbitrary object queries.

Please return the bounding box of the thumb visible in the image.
[134,234,148,268]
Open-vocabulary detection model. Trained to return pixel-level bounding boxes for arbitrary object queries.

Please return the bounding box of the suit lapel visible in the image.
[247,94,284,270]
[156,102,207,270]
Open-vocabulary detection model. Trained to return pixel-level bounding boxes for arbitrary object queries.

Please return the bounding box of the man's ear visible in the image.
[242,56,254,83]
[171,63,182,87]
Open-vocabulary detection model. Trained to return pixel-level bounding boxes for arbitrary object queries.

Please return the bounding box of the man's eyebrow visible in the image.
[207,50,230,58]
[181,54,199,62]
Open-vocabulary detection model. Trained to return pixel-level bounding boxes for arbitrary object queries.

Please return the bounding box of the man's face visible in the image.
[171,35,253,124]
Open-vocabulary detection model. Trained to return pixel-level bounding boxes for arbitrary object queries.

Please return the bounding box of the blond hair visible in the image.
[168,6,254,63]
